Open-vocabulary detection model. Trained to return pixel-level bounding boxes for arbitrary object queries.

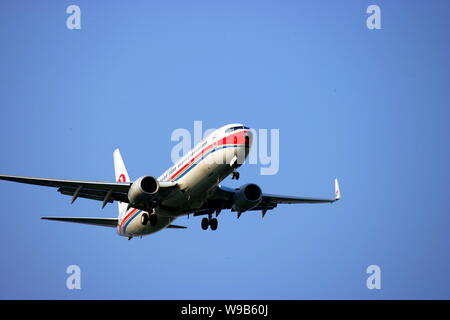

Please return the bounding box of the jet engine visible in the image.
[127,176,159,205]
[232,183,263,213]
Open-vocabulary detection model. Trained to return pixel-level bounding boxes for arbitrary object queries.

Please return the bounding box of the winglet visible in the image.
[334,178,341,200]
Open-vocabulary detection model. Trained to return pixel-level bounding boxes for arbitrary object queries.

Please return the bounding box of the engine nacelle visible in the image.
[127,176,159,205]
[232,183,263,213]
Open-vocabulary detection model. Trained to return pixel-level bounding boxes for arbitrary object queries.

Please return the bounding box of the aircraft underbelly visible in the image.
[161,147,239,213]
[174,148,239,210]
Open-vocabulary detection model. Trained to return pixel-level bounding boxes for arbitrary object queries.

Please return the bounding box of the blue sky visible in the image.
[0,0,449,299]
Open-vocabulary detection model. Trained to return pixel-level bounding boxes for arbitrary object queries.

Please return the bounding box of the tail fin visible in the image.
[113,148,130,218]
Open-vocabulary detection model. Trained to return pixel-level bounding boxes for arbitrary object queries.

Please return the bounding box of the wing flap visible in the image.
[58,187,128,203]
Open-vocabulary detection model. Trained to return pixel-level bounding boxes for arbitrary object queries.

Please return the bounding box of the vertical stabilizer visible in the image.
[113,148,130,218]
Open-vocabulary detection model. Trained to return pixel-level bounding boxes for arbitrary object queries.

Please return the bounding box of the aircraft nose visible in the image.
[244,128,253,148]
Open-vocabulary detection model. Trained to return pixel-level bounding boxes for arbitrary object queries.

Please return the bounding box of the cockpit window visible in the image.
[225,126,249,133]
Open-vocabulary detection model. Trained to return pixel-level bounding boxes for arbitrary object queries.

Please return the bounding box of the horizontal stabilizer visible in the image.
[42,217,187,230]
[41,217,118,227]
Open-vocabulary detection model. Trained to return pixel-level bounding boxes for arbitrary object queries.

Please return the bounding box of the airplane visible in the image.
[0,123,341,240]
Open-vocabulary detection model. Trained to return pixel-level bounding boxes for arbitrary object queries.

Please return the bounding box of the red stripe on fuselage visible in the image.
[119,208,139,231]
[169,130,248,181]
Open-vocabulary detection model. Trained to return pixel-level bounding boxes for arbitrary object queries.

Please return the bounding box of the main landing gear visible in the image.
[230,154,240,180]
[201,216,218,231]
[140,212,158,227]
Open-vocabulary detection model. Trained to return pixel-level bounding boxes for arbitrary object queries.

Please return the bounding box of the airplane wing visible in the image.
[0,174,177,207]
[192,179,341,217]
[260,178,340,205]
[41,216,187,229]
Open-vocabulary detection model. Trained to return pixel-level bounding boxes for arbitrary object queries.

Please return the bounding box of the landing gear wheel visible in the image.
[232,171,240,180]
[140,213,149,226]
[149,214,158,227]
[201,217,209,230]
[210,218,218,231]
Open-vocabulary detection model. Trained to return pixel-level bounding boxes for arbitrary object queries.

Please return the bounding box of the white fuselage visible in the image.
[117,124,252,237]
